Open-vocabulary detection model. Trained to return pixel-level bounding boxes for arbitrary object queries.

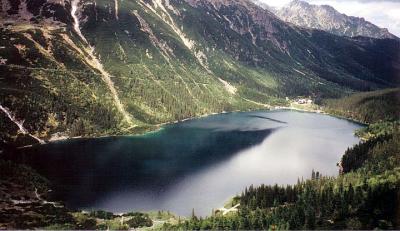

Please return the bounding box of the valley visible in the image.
[0,0,399,230]
[0,109,359,229]
[1,88,399,230]
[1,0,399,148]
[4,110,363,217]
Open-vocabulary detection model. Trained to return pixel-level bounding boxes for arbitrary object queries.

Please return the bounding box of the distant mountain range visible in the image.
[0,0,399,146]
[274,0,398,39]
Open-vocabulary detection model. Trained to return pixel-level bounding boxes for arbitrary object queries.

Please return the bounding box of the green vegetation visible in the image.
[124,212,153,228]
[1,89,399,230]
[161,89,400,230]
[0,159,75,229]
[1,0,400,229]
[324,88,400,124]
[0,157,164,229]
[1,0,399,148]
[162,130,400,230]
[69,211,154,230]
[355,121,399,140]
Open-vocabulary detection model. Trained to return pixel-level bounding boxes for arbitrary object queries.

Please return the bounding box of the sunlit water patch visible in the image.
[15,110,363,216]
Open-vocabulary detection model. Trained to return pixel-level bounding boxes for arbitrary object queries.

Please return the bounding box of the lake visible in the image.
[16,110,363,216]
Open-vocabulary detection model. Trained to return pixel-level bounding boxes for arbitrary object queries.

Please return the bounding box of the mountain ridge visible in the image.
[275,0,397,40]
[0,0,399,147]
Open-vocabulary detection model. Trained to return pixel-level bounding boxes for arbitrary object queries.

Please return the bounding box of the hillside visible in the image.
[1,0,400,147]
[276,0,398,39]
[324,88,400,124]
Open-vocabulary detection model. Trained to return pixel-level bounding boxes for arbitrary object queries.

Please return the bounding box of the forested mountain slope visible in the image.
[324,88,400,124]
[1,0,399,147]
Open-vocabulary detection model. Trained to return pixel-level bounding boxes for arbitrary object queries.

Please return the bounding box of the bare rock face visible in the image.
[275,0,397,39]
[0,0,399,148]
[0,0,73,26]
[183,0,291,54]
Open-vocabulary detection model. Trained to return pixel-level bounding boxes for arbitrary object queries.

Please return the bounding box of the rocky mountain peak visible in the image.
[276,0,397,39]
[0,0,399,147]
[288,0,308,7]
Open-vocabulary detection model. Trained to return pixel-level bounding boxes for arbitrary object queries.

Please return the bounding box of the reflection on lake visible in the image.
[16,110,363,216]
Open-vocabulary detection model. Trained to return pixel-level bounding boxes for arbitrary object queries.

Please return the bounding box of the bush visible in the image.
[125,213,153,228]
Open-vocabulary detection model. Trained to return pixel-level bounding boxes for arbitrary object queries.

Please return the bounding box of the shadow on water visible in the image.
[7,126,277,209]
[247,115,288,124]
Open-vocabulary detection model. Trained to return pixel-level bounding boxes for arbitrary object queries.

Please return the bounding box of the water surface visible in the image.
[18,110,362,216]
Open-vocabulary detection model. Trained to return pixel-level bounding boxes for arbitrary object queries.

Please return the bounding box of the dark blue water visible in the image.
[16,110,362,216]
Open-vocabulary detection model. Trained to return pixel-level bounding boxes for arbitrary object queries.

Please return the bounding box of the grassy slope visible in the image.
[1,0,399,147]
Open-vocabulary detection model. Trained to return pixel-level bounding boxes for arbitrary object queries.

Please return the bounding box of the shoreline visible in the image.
[17,104,366,149]
[10,106,368,221]
[25,109,254,147]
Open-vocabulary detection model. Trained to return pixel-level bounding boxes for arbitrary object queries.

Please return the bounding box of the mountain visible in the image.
[0,0,399,147]
[276,0,398,39]
[250,0,275,11]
